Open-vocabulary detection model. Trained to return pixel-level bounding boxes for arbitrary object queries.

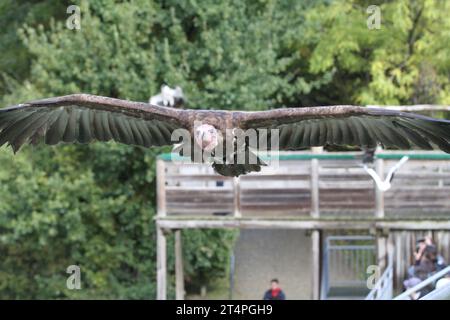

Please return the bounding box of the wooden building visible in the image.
[155,150,450,300]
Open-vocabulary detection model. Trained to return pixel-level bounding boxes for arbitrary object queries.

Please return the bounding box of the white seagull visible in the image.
[364,156,410,191]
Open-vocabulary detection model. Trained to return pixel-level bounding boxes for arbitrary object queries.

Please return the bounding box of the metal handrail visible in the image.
[394,265,450,300]
[365,266,393,299]
[420,283,450,300]
[365,253,394,300]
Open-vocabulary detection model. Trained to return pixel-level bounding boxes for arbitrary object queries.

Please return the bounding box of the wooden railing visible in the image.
[155,151,450,300]
[365,254,394,300]
[157,151,450,220]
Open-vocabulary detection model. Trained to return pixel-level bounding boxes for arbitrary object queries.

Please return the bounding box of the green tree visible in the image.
[3,0,447,299]
[0,0,71,98]
[298,0,450,105]
[0,0,321,299]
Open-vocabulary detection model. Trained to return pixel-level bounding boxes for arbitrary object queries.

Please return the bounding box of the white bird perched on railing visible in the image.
[364,156,410,192]
[149,85,185,108]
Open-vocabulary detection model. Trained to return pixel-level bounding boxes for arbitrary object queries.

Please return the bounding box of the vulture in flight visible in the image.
[1,94,450,176]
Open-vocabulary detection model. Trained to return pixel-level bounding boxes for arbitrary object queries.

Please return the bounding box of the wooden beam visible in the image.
[156,218,450,230]
[377,220,450,230]
[157,219,369,229]
[311,230,321,300]
[156,226,167,300]
[174,230,185,300]
[156,159,167,217]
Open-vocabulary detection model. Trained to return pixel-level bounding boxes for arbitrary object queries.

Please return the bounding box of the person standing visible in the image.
[263,279,286,300]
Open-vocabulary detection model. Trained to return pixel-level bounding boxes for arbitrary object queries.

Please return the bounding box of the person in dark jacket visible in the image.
[263,279,286,300]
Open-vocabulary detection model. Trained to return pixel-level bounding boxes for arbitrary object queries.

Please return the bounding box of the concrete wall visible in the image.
[232,229,312,300]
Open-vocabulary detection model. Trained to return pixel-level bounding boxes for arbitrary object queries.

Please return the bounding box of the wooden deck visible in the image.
[155,150,450,300]
[157,151,450,221]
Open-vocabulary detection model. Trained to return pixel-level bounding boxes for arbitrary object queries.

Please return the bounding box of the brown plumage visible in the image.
[1,94,450,176]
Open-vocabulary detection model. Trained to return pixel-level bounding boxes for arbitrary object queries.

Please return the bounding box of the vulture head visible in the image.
[194,124,219,152]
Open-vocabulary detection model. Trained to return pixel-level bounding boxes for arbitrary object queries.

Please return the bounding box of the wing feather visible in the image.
[342,119,355,145]
[11,112,53,152]
[325,120,334,144]
[107,112,121,142]
[147,122,166,146]
[318,120,327,146]
[135,120,153,147]
[0,111,25,131]
[92,110,105,141]
[79,109,93,143]
[287,125,302,149]
[279,125,292,147]
[62,108,81,143]
[395,120,433,150]
[0,111,39,147]
[100,111,113,142]
[300,122,312,148]
[45,108,69,145]
[114,116,134,145]
[0,94,187,151]
[129,120,145,146]
[238,106,450,153]
[309,120,320,146]
[401,118,450,152]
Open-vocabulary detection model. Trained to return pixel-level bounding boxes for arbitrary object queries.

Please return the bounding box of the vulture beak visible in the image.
[202,138,209,149]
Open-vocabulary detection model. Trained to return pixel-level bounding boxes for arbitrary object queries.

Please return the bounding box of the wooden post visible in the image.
[377,231,388,270]
[156,226,167,300]
[175,230,185,300]
[374,159,388,270]
[311,230,321,300]
[156,158,167,300]
[310,158,320,218]
[310,147,322,299]
[233,177,241,218]
[156,159,166,217]
[387,235,396,289]
[374,158,384,218]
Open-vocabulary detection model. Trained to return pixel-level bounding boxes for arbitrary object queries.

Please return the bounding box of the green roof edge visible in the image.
[158,152,450,161]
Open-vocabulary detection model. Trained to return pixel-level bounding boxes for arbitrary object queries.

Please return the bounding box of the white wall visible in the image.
[232,229,313,299]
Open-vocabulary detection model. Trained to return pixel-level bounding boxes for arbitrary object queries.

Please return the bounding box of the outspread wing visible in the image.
[237,106,450,152]
[0,94,189,152]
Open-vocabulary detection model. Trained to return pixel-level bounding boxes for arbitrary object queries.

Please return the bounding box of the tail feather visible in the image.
[212,150,266,177]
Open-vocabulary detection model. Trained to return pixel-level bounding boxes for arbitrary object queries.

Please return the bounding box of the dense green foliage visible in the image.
[300,0,450,105]
[0,0,449,299]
